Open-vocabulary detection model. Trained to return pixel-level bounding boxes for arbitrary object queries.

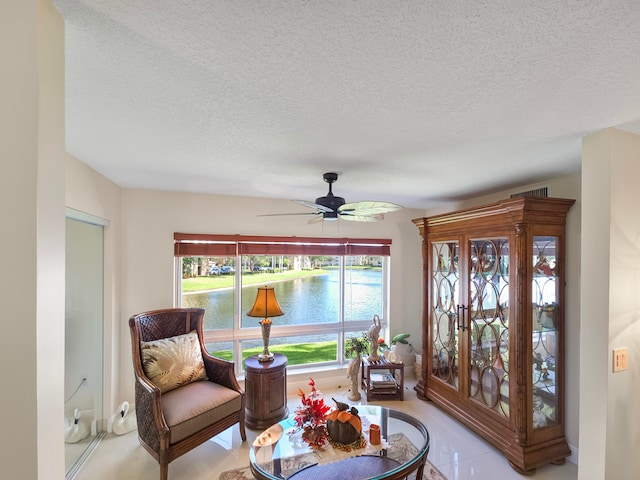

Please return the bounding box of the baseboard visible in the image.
[567,442,578,465]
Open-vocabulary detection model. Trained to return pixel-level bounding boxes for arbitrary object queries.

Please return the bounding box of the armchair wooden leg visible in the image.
[239,420,247,441]
[160,462,169,480]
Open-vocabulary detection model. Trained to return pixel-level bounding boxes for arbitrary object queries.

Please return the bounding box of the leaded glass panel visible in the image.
[469,238,510,418]
[431,242,459,388]
[532,236,559,429]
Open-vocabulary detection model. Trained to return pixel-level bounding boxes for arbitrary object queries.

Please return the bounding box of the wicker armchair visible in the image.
[129,308,246,480]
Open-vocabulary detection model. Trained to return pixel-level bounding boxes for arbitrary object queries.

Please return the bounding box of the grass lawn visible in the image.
[211,340,358,366]
[182,269,330,292]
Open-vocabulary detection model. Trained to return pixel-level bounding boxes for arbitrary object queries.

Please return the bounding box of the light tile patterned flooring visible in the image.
[72,378,577,480]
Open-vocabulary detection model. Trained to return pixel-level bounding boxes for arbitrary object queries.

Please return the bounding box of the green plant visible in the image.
[390,333,411,345]
[345,333,369,358]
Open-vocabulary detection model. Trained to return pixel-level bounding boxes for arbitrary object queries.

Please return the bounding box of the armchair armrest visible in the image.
[201,352,244,393]
[133,370,170,454]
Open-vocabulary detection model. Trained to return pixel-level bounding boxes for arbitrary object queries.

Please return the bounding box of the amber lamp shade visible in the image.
[247,286,284,362]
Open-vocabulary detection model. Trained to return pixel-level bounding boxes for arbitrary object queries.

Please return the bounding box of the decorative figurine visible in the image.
[344,334,368,401]
[367,314,382,361]
[347,357,361,401]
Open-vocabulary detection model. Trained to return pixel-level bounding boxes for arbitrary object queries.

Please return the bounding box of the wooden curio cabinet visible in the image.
[413,197,574,474]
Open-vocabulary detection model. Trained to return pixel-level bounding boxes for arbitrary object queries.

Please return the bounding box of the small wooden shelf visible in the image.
[361,357,404,401]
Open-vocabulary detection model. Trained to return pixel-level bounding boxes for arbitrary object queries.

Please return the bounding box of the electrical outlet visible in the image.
[613,348,628,372]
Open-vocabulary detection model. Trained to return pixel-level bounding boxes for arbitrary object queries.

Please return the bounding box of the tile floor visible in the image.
[71,379,578,480]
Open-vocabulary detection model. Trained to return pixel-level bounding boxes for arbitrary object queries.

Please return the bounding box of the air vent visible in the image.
[510,187,548,199]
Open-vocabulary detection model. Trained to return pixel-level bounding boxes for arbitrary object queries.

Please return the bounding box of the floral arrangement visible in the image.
[377,333,411,351]
[294,378,330,448]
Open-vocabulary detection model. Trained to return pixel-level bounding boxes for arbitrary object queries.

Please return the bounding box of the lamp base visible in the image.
[258,352,274,362]
[259,321,274,362]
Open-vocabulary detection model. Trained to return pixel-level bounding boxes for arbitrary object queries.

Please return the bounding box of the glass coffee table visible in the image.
[249,405,430,480]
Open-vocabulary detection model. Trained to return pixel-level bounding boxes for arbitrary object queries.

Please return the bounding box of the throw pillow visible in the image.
[141,331,207,393]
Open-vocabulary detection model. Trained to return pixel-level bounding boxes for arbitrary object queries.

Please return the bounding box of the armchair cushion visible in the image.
[162,381,243,444]
[141,331,207,393]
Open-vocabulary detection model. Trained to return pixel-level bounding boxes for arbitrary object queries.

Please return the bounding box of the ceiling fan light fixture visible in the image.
[314,194,345,213]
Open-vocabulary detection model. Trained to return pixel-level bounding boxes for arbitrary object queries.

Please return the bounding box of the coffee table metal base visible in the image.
[288,455,400,479]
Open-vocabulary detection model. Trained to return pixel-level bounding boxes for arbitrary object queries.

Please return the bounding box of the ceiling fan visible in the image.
[260,172,403,224]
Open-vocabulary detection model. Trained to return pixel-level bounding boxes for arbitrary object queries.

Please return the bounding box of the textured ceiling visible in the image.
[53,0,640,209]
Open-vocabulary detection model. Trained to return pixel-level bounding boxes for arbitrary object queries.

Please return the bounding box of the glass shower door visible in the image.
[65,216,105,476]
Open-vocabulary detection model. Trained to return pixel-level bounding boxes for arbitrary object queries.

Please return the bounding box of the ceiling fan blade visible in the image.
[308,215,325,224]
[338,201,403,216]
[293,199,334,213]
[257,212,319,217]
[340,213,385,222]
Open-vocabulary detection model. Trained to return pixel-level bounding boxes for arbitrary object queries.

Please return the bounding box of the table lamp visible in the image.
[247,285,284,362]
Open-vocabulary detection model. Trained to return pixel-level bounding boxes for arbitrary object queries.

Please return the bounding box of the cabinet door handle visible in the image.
[457,304,468,331]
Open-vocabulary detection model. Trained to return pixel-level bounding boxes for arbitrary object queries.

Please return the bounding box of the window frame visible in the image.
[174,233,392,374]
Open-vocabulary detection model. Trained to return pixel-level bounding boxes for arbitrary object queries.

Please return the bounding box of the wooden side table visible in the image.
[361,357,404,401]
[244,353,288,429]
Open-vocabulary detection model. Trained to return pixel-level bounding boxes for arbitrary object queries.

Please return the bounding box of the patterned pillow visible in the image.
[141,331,207,393]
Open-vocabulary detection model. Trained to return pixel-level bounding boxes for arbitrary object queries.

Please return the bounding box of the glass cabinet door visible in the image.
[531,236,560,429]
[468,237,510,419]
[431,241,459,388]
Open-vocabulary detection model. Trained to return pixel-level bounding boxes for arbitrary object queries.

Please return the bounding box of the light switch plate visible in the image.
[613,348,629,372]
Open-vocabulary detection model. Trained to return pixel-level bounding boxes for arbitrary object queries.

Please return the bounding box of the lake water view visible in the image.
[182,269,383,330]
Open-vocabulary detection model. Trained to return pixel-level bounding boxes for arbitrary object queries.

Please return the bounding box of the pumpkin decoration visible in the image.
[325,398,362,445]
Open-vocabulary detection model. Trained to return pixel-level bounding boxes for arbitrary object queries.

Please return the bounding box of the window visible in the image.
[175,234,391,373]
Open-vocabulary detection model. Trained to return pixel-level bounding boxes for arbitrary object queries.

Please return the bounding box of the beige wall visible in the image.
[0,1,66,478]
[66,155,122,414]
[36,1,67,476]
[580,128,640,479]
[65,154,123,418]
[119,189,425,400]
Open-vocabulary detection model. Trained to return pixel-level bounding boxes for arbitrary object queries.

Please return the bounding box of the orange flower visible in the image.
[294,377,329,431]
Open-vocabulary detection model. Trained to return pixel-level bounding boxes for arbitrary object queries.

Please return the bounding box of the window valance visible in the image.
[173,233,391,257]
